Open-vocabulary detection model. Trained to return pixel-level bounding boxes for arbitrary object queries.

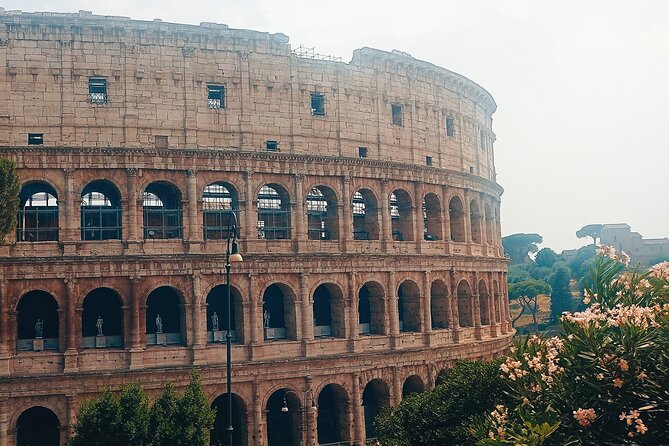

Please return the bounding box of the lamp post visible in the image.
[225,212,243,446]
[281,389,317,446]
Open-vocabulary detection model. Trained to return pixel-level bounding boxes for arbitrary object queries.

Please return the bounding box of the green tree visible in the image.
[508,265,531,284]
[535,248,559,268]
[175,371,215,446]
[376,360,507,446]
[0,158,20,244]
[502,233,543,265]
[509,279,551,329]
[575,223,604,245]
[118,383,151,446]
[548,263,572,322]
[150,382,179,446]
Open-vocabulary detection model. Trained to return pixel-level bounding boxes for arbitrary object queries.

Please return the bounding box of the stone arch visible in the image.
[143,181,183,239]
[81,287,124,348]
[353,188,380,240]
[145,286,186,345]
[312,282,345,338]
[257,183,291,240]
[306,185,339,240]
[205,284,245,344]
[430,279,449,329]
[210,392,248,446]
[202,181,240,241]
[423,192,442,241]
[479,279,491,326]
[390,188,414,241]
[456,279,473,327]
[362,378,390,439]
[17,181,60,242]
[470,199,482,244]
[397,279,420,332]
[16,290,60,351]
[317,383,350,445]
[266,388,302,446]
[402,375,425,398]
[435,368,449,386]
[15,406,60,446]
[448,195,465,242]
[358,281,386,335]
[80,179,123,241]
[262,283,297,340]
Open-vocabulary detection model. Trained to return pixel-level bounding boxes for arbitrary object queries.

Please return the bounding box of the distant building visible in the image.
[599,224,669,266]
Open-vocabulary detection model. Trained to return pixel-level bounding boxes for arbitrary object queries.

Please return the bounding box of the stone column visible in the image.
[66,394,77,439]
[422,271,431,342]
[252,379,264,446]
[304,376,316,446]
[129,277,142,348]
[65,278,77,351]
[442,186,451,246]
[413,181,423,251]
[63,168,77,242]
[392,366,402,406]
[186,170,202,244]
[243,171,255,240]
[380,179,391,250]
[341,176,352,250]
[473,274,482,340]
[351,373,365,444]
[191,273,206,350]
[463,193,472,244]
[126,168,139,242]
[248,274,260,345]
[0,397,7,446]
[0,278,9,357]
[449,270,461,343]
[300,273,313,343]
[387,271,399,349]
[293,174,306,249]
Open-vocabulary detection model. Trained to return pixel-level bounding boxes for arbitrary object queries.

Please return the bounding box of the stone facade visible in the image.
[599,224,669,267]
[0,9,512,446]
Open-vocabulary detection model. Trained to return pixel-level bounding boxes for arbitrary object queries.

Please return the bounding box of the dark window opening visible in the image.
[89,77,107,103]
[358,147,368,158]
[446,116,455,137]
[307,187,330,240]
[469,166,475,174]
[17,183,59,242]
[81,180,122,241]
[391,103,403,126]
[155,135,168,149]
[425,156,433,166]
[28,133,43,145]
[208,84,225,109]
[266,140,279,152]
[203,183,239,241]
[311,92,325,116]
[257,185,290,240]
[143,182,183,240]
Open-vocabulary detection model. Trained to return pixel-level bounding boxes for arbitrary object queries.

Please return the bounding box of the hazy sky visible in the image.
[4,0,668,252]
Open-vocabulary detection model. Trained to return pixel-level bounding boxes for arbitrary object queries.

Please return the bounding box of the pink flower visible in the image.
[619,359,629,372]
[613,378,624,388]
[573,408,597,427]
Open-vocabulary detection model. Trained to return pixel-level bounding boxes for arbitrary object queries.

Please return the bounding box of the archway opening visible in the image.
[17,290,59,351]
[257,185,290,240]
[470,200,482,244]
[262,284,295,340]
[430,280,449,330]
[18,182,59,242]
[203,182,239,241]
[358,282,385,335]
[266,389,301,446]
[362,379,390,440]
[81,180,122,240]
[457,281,473,328]
[493,281,501,323]
[146,286,184,345]
[423,193,442,241]
[81,287,123,348]
[16,406,60,446]
[479,281,491,326]
[307,186,338,240]
[317,384,349,445]
[390,189,414,241]
[206,284,243,344]
[210,393,247,446]
[353,189,379,240]
[398,280,420,333]
[313,284,344,338]
[143,182,183,239]
[448,196,465,242]
[402,375,425,398]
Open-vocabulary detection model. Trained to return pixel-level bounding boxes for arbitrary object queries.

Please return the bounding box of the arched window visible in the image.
[16,407,60,446]
[313,284,344,338]
[143,182,183,239]
[206,284,243,343]
[457,281,473,328]
[398,280,420,332]
[358,282,385,335]
[17,182,59,242]
[211,393,247,446]
[307,186,339,240]
[146,286,184,345]
[203,182,239,240]
[353,189,379,240]
[423,193,442,241]
[262,284,296,340]
[402,375,425,398]
[266,389,301,446]
[470,200,482,244]
[362,379,390,439]
[479,280,491,325]
[317,384,350,445]
[448,196,465,242]
[430,280,449,330]
[81,180,122,240]
[390,189,414,241]
[17,291,59,351]
[81,288,123,348]
[257,185,290,240]
[493,280,501,323]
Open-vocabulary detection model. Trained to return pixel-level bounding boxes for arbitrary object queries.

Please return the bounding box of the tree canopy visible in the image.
[535,247,559,268]
[0,158,20,244]
[509,279,551,328]
[502,233,543,265]
[576,224,604,245]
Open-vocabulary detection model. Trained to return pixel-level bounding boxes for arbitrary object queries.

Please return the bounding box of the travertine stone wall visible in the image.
[0,10,510,446]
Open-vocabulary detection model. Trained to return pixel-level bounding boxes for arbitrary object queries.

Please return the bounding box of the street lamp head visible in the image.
[229,241,243,263]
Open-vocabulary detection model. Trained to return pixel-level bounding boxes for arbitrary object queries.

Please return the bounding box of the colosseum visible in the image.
[0,9,512,446]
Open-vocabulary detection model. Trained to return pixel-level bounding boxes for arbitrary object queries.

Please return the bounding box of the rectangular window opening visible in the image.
[425,156,433,166]
[446,116,455,137]
[88,77,108,103]
[155,135,169,149]
[311,92,325,116]
[358,147,368,158]
[208,84,225,109]
[266,140,279,152]
[391,103,403,126]
[28,133,44,145]
[469,166,475,174]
